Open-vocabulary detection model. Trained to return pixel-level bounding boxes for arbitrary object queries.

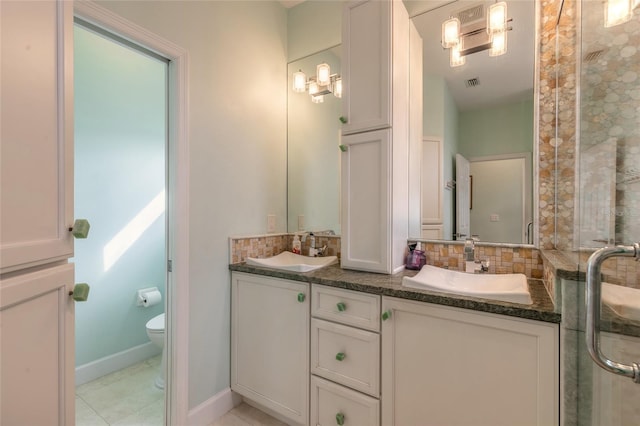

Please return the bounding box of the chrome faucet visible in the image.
[464,235,480,273]
[301,232,317,257]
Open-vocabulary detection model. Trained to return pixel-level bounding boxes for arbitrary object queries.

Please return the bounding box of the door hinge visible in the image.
[167,259,173,272]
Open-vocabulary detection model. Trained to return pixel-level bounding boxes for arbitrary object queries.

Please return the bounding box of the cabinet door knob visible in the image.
[382,310,392,321]
[69,283,90,302]
[69,219,91,239]
[336,302,347,312]
[297,293,306,303]
[335,352,346,361]
[336,412,345,425]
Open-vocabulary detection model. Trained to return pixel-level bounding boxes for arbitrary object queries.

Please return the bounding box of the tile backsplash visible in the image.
[414,241,544,279]
[230,235,543,279]
[229,233,341,264]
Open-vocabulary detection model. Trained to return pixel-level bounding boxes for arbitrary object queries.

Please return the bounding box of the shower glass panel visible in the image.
[576,1,640,424]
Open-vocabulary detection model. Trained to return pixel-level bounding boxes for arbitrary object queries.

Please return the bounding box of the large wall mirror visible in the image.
[286,0,538,245]
[287,46,342,235]
[409,0,537,244]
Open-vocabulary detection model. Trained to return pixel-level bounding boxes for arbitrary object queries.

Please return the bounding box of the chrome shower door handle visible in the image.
[586,242,640,383]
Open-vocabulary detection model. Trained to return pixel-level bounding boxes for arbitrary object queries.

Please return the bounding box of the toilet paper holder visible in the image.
[137,287,161,307]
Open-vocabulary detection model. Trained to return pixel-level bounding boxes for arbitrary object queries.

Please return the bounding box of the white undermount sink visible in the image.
[246,251,338,272]
[402,265,533,305]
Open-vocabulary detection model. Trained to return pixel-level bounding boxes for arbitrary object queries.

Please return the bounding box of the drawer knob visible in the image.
[297,293,306,303]
[336,302,347,312]
[336,412,345,425]
[335,352,346,361]
[382,310,392,321]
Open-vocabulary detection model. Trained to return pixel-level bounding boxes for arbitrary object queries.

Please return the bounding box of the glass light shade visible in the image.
[293,70,306,93]
[604,0,633,27]
[487,2,508,33]
[317,63,331,86]
[308,81,319,96]
[311,94,324,104]
[450,44,465,67]
[489,31,507,56]
[334,78,342,98]
[441,18,460,48]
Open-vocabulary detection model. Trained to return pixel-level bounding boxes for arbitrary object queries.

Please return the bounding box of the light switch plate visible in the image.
[490,214,500,222]
[267,214,276,233]
[298,215,305,231]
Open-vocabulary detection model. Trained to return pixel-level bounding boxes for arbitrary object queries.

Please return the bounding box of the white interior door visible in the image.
[455,154,470,239]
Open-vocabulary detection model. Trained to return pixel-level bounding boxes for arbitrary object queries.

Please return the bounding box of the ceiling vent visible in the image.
[584,49,605,62]
[456,4,485,25]
[466,77,481,87]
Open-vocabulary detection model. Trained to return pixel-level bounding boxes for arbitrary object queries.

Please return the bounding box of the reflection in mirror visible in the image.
[287,46,341,235]
[409,0,537,244]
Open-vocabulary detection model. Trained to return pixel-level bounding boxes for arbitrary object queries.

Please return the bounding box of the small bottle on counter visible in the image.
[292,235,301,254]
[405,242,426,270]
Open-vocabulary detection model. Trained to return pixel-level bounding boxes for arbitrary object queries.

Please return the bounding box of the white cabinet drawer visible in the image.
[312,285,380,331]
[311,318,380,397]
[311,375,379,426]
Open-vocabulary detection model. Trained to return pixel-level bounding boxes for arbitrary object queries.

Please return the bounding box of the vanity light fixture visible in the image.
[293,70,306,93]
[316,63,331,86]
[441,17,461,48]
[487,2,507,33]
[292,63,342,103]
[450,44,466,67]
[489,31,507,56]
[604,0,638,27]
[441,1,511,67]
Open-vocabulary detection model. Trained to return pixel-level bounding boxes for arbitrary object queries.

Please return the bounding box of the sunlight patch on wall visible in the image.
[103,190,165,271]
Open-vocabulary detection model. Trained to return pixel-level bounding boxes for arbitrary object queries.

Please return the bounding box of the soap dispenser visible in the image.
[292,235,301,254]
[405,242,426,270]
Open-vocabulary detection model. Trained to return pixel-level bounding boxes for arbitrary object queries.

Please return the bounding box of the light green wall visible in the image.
[287,0,342,61]
[458,98,534,158]
[74,26,166,366]
[96,0,289,409]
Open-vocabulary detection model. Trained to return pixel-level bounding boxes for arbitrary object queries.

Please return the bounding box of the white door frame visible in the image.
[73,2,190,424]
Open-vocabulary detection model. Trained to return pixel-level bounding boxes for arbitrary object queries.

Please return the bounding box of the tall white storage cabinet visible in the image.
[0,1,76,424]
[1,0,74,273]
[231,272,310,425]
[341,0,419,274]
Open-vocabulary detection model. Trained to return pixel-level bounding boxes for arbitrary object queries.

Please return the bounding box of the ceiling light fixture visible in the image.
[604,0,637,27]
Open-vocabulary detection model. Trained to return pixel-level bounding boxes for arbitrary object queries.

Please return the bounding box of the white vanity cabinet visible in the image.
[310,285,381,426]
[231,272,310,425]
[0,0,74,273]
[380,296,559,426]
[340,0,421,274]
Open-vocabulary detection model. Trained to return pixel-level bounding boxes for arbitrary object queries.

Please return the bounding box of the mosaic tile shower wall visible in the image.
[579,1,640,250]
[538,0,578,250]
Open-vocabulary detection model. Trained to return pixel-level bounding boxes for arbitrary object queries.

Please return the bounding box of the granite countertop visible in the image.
[229,263,560,324]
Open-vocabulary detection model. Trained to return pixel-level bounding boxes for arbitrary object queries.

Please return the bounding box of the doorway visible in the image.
[73,22,169,425]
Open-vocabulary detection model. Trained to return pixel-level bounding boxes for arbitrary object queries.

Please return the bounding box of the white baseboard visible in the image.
[187,388,242,426]
[75,341,161,386]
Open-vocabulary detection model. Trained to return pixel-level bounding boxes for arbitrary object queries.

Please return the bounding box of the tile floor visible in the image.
[209,403,286,426]
[76,355,164,426]
[76,354,282,426]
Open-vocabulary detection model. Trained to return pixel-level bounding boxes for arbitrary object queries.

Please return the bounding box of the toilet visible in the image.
[145,313,166,389]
